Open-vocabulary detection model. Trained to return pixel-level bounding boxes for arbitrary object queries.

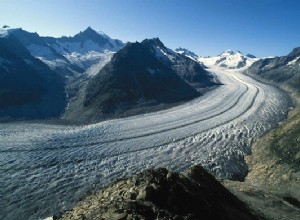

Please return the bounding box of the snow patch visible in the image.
[154,46,176,62]
[287,56,300,65]
[0,27,21,38]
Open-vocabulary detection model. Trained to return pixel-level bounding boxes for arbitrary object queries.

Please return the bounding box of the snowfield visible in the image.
[0,67,292,220]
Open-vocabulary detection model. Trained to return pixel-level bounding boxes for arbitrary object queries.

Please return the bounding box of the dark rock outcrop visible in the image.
[245,47,300,92]
[64,39,217,123]
[59,166,262,220]
[0,35,66,119]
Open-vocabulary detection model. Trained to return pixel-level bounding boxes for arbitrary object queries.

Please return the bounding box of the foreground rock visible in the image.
[58,166,262,220]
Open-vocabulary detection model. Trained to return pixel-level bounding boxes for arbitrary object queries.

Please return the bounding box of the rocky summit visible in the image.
[58,166,262,220]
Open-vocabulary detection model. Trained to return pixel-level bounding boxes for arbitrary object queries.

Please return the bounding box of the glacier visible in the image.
[0,67,292,220]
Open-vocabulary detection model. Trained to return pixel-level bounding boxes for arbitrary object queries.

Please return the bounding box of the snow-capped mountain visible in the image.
[1,26,124,77]
[199,50,258,69]
[142,39,216,89]
[245,47,300,90]
[64,38,218,123]
[175,47,199,61]
[0,32,66,119]
[0,27,217,123]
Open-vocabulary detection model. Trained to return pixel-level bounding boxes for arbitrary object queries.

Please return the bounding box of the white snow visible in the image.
[85,51,115,77]
[154,46,177,63]
[0,27,21,37]
[199,50,258,69]
[26,40,120,76]
[287,56,300,65]
[23,30,124,77]
[0,66,292,220]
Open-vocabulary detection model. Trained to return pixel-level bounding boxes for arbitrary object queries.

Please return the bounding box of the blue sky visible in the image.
[1,0,299,57]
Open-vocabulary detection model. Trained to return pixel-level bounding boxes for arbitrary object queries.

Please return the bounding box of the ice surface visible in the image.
[0,67,292,220]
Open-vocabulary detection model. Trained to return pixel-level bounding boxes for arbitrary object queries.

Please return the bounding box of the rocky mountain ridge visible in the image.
[58,166,262,220]
[0,27,217,122]
[245,47,300,92]
[0,33,66,119]
[1,26,125,77]
[64,38,217,123]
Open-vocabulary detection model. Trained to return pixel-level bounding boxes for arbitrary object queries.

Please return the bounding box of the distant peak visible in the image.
[0,27,22,37]
[75,27,109,40]
[175,47,198,58]
[141,37,165,48]
[246,54,256,58]
[220,49,235,56]
[82,26,97,34]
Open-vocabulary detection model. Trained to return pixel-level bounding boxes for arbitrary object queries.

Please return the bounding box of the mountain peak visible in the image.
[0,27,22,38]
[199,49,257,69]
[71,27,118,47]
[175,47,198,58]
[288,47,300,58]
[220,49,235,56]
[81,26,101,36]
[141,37,165,48]
[246,53,256,58]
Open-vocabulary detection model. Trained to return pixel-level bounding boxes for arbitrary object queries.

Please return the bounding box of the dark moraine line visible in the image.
[0,84,259,172]
[0,79,251,153]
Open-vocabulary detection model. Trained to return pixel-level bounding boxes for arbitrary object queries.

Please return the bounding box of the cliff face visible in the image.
[58,166,261,220]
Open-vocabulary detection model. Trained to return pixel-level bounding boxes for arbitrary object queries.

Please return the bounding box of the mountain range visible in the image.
[245,47,300,92]
[1,27,124,77]
[4,26,298,124]
[64,38,218,123]
[175,47,257,69]
[0,32,66,119]
[198,50,257,69]
[0,27,218,123]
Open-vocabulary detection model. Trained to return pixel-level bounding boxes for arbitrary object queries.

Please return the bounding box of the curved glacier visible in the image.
[0,67,292,220]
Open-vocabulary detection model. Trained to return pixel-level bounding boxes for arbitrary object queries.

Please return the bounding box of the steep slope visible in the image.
[0,35,66,119]
[65,38,216,123]
[244,47,300,184]
[4,27,124,77]
[175,47,199,61]
[2,27,80,77]
[245,47,300,92]
[59,166,262,220]
[43,27,124,77]
[225,48,300,220]
[142,39,216,89]
[199,50,257,69]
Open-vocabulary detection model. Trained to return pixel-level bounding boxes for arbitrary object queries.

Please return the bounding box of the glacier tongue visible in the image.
[0,66,292,220]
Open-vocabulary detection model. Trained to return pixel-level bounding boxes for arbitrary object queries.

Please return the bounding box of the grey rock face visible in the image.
[64,39,217,123]
[245,47,300,92]
[0,35,66,119]
[59,166,262,220]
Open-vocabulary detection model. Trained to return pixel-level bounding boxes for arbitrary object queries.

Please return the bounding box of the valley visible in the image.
[1,2,299,219]
[0,66,291,220]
